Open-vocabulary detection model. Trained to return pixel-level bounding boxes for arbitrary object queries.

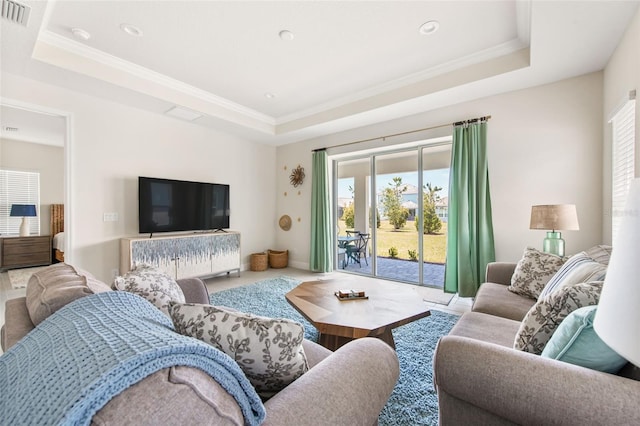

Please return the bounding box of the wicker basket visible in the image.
[250,252,268,271]
[268,249,288,269]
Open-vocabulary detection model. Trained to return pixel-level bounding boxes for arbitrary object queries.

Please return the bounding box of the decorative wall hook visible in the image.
[289,165,305,187]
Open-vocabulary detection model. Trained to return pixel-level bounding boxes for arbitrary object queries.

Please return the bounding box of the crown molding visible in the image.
[34,30,275,128]
[277,1,531,125]
[276,37,529,126]
[32,0,532,138]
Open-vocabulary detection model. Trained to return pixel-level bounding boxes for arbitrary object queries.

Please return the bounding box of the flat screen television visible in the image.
[138,176,230,234]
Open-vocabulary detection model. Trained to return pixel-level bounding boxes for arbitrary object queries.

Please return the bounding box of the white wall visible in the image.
[0,138,64,235]
[277,72,604,266]
[1,73,277,283]
[602,7,640,244]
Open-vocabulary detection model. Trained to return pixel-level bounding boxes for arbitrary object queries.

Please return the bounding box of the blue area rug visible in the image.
[209,276,460,426]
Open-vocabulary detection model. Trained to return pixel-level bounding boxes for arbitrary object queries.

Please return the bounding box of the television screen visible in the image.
[138,177,230,234]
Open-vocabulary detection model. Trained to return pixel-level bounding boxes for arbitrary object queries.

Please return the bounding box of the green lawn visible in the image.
[338,220,447,263]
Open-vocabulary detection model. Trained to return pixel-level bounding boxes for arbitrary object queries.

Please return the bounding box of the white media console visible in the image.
[120,231,241,280]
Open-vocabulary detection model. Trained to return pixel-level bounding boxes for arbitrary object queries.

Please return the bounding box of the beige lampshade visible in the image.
[529,204,579,231]
[594,178,640,366]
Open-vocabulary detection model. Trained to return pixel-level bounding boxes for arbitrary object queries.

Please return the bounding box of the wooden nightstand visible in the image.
[0,235,52,270]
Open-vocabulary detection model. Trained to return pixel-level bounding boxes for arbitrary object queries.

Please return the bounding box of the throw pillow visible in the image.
[538,252,607,300]
[26,263,112,326]
[541,305,628,373]
[507,247,566,299]
[113,263,185,316]
[168,302,309,400]
[514,281,603,354]
[584,245,613,265]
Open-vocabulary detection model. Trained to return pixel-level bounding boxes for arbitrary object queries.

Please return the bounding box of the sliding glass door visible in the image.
[375,150,420,283]
[334,142,451,288]
[335,158,372,271]
[421,144,451,287]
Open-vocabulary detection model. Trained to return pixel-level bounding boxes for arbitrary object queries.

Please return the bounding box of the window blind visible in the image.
[610,98,636,244]
[0,169,41,235]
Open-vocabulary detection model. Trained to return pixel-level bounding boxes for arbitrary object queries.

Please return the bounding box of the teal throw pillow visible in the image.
[541,305,628,373]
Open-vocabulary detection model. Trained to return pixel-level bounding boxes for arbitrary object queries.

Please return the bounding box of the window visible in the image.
[0,169,41,235]
[610,92,636,244]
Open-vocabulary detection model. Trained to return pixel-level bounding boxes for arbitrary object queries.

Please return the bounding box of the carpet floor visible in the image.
[209,276,459,426]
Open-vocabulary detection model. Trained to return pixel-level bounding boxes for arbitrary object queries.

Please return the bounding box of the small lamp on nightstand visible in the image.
[10,204,37,237]
[529,204,579,257]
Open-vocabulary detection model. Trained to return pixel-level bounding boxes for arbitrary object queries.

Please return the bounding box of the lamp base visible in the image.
[19,217,29,237]
[543,231,565,257]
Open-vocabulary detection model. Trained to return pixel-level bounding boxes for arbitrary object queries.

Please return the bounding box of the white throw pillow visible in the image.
[584,245,613,265]
[538,252,607,300]
[168,302,309,400]
[113,263,185,315]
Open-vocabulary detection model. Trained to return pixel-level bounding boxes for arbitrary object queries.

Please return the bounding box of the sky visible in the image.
[337,168,450,199]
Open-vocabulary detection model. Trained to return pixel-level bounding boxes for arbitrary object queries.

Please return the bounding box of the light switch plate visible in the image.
[103,212,119,222]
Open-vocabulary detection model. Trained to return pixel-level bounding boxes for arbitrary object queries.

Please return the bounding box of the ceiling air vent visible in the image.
[1,0,31,26]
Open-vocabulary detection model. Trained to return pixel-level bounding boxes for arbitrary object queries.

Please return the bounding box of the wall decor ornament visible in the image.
[279,215,292,231]
[289,165,305,187]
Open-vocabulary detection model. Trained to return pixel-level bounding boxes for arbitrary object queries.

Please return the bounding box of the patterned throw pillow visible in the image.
[538,252,607,300]
[168,302,309,400]
[113,263,185,316]
[507,247,566,299]
[514,281,603,354]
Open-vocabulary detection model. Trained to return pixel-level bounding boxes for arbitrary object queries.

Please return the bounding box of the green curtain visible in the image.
[444,120,495,297]
[310,150,333,272]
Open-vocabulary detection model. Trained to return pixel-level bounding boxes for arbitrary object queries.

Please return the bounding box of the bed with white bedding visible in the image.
[51,204,64,262]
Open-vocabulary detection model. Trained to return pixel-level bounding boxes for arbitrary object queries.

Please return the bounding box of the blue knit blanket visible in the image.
[0,291,265,425]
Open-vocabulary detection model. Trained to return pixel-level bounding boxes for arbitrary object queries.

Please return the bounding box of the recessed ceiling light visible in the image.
[120,23,143,37]
[419,20,440,35]
[71,27,91,41]
[264,93,276,99]
[278,30,294,41]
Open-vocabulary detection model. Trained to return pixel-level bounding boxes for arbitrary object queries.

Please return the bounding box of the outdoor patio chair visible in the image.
[346,233,370,267]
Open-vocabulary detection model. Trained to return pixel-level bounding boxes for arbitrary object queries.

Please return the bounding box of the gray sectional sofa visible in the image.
[433,262,640,425]
[1,268,399,425]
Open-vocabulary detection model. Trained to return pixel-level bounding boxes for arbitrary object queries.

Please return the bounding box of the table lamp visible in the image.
[10,204,37,237]
[529,204,579,257]
[594,178,640,367]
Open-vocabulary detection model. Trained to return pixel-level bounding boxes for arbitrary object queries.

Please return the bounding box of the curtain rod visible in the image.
[312,115,491,152]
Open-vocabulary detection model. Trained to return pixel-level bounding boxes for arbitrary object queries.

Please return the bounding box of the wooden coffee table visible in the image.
[285,279,431,350]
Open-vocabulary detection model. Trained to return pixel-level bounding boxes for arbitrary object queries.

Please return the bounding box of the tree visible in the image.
[340,184,355,229]
[416,182,443,234]
[342,203,354,229]
[381,177,409,230]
